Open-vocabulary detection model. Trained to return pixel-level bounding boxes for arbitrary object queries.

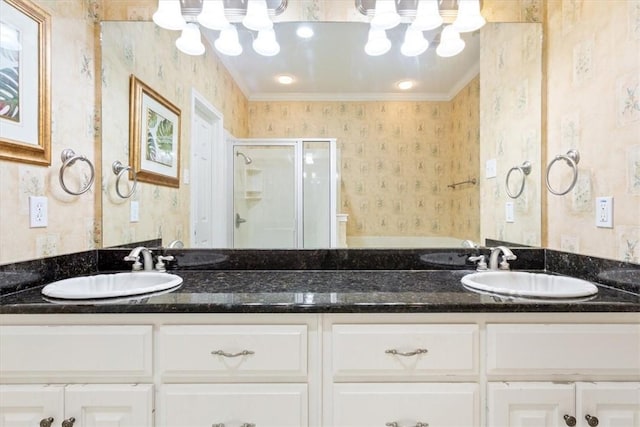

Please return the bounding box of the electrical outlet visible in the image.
[595,196,613,228]
[29,196,48,228]
[505,201,515,223]
[485,159,497,178]
[130,201,140,223]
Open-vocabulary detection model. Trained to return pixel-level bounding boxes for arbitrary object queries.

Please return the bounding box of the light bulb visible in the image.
[152,0,186,31]
[364,27,391,56]
[452,0,486,33]
[253,28,280,56]
[243,0,273,32]
[197,0,229,31]
[401,25,429,57]
[412,0,443,31]
[175,23,205,56]
[436,25,465,57]
[215,25,242,56]
[370,0,400,30]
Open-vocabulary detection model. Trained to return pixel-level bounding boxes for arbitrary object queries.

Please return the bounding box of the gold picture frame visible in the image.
[129,75,181,188]
[0,0,51,166]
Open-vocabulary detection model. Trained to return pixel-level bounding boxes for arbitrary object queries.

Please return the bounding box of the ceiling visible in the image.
[202,21,480,101]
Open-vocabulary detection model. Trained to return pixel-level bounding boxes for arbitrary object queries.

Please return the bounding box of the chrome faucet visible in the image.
[488,246,517,270]
[124,246,154,271]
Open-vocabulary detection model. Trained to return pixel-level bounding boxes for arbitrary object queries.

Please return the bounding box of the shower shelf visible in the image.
[244,168,263,199]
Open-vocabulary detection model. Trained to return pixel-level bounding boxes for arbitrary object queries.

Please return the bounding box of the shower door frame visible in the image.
[228,138,338,249]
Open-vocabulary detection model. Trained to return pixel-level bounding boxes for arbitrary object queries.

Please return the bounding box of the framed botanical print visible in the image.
[129,75,181,188]
[0,0,51,165]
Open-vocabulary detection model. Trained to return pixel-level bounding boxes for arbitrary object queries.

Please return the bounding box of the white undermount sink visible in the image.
[461,271,598,299]
[41,272,183,300]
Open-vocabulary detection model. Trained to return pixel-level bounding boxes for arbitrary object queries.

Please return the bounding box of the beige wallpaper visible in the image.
[0,0,98,264]
[101,21,248,248]
[545,0,640,263]
[248,76,480,240]
[480,23,543,246]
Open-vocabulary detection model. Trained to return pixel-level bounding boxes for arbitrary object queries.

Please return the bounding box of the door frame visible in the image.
[190,89,226,248]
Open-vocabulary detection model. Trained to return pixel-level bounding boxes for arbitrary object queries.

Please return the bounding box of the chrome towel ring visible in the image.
[505,161,532,199]
[112,160,138,199]
[59,149,95,196]
[546,149,580,196]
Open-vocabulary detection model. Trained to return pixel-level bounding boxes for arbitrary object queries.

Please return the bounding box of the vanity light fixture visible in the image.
[364,27,392,56]
[277,75,294,85]
[152,0,288,57]
[357,0,484,57]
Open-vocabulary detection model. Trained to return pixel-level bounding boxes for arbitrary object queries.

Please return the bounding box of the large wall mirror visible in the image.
[100,20,542,249]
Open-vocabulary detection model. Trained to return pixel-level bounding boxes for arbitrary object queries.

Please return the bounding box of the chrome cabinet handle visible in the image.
[385,348,428,357]
[385,422,428,427]
[240,424,256,427]
[40,417,54,427]
[211,424,225,427]
[563,415,577,426]
[211,350,255,358]
[585,415,599,426]
[62,417,76,427]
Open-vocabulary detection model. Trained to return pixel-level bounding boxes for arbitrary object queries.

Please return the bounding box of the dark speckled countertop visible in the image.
[0,248,638,314]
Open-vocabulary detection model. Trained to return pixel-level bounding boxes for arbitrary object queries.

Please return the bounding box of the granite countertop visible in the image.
[1,269,638,314]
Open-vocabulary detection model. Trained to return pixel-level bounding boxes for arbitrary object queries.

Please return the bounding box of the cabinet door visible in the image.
[0,385,64,427]
[488,382,575,427]
[577,382,640,427]
[64,384,153,427]
[332,383,479,427]
[158,384,308,427]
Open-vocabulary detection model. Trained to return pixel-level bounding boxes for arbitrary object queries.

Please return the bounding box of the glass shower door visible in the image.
[233,144,298,248]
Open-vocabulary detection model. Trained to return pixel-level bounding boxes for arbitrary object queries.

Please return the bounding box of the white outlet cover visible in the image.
[485,159,497,179]
[595,196,613,228]
[29,196,48,228]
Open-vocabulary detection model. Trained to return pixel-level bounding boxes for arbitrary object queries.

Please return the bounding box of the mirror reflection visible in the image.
[100,21,541,249]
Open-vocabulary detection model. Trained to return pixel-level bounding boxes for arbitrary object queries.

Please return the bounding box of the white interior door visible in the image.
[233,143,298,248]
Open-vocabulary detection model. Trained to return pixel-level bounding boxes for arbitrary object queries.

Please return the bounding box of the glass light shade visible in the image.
[370,0,400,30]
[175,23,205,56]
[364,27,391,56]
[242,0,273,32]
[452,0,486,33]
[197,0,229,30]
[253,28,280,56]
[215,25,243,56]
[412,0,443,31]
[401,25,429,57]
[0,23,21,51]
[152,0,186,31]
[436,25,465,57]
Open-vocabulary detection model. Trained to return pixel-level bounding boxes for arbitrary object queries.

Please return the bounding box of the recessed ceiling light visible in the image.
[296,26,314,38]
[397,80,414,90]
[277,75,294,85]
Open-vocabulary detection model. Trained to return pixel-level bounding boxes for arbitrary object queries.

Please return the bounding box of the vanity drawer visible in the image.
[0,325,152,380]
[331,324,478,379]
[332,383,479,427]
[158,383,308,427]
[486,323,640,376]
[158,324,308,381]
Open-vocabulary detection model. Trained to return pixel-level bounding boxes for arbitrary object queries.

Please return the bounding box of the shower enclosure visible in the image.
[230,138,338,248]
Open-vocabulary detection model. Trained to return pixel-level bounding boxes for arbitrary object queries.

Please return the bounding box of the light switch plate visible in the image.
[29,196,48,228]
[595,196,613,228]
[130,201,140,223]
[505,201,515,223]
[485,159,497,178]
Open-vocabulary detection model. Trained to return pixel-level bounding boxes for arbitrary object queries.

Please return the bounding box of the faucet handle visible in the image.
[498,254,517,270]
[155,255,175,272]
[123,255,143,271]
[468,255,488,271]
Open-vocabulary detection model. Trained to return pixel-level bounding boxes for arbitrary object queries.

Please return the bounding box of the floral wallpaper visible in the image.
[0,0,98,264]
[101,21,248,248]
[480,23,543,247]
[248,76,480,240]
[546,0,640,263]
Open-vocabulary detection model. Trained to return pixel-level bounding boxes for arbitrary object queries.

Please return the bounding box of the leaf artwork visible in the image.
[145,107,174,167]
[0,37,20,122]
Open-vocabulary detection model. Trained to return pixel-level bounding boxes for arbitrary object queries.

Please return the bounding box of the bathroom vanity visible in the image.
[0,248,639,426]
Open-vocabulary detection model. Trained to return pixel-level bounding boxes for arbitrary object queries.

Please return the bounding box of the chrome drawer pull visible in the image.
[240,424,256,427]
[62,417,76,427]
[585,415,599,426]
[564,415,577,426]
[385,422,429,427]
[212,424,225,427]
[211,350,255,358]
[385,348,428,357]
[39,417,54,427]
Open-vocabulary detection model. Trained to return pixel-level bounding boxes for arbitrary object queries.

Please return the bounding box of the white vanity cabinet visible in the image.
[0,384,154,427]
[488,382,640,427]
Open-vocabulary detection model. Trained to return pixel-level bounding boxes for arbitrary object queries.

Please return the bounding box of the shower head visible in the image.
[236,151,252,165]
